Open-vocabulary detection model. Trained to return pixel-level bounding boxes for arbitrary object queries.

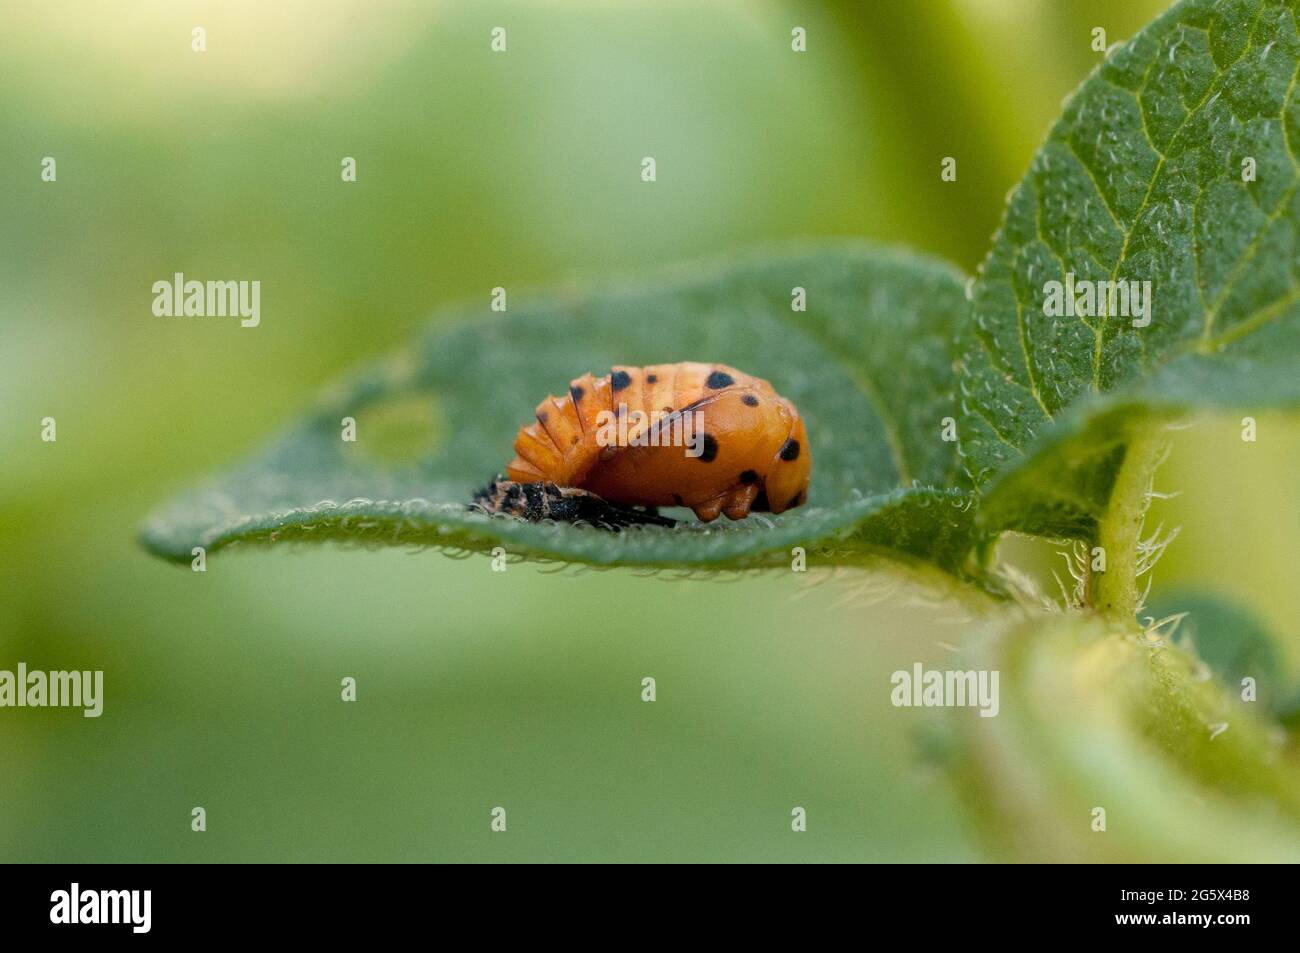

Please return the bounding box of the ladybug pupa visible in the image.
[475,362,811,527]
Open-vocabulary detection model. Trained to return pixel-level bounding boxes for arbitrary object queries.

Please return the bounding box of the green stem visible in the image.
[1091,423,1171,621]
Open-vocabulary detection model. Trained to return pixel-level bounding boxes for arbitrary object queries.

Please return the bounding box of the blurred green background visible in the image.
[1,0,1295,862]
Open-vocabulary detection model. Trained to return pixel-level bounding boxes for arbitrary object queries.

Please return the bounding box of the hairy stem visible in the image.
[1091,424,1172,621]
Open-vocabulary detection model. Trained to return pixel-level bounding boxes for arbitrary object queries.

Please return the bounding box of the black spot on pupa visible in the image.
[779,438,800,461]
[791,490,806,507]
[646,374,658,383]
[610,370,632,392]
[741,394,760,407]
[698,433,718,463]
[739,469,758,485]
[570,385,585,403]
[752,490,771,511]
[672,493,684,506]
[706,370,735,389]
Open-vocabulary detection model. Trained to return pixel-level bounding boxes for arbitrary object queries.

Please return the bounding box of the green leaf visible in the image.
[960,0,1300,540]
[950,612,1300,861]
[1149,589,1287,712]
[141,244,991,575]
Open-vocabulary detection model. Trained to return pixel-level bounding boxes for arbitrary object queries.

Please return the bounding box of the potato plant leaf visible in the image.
[141,245,989,574]
[1149,589,1287,713]
[961,0,1300,540]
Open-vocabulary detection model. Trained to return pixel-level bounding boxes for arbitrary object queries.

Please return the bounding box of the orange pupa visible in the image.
[497,362,811,523]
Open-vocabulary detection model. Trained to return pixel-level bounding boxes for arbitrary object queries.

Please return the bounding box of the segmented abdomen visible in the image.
[507,362,721,484]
